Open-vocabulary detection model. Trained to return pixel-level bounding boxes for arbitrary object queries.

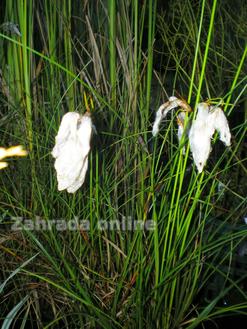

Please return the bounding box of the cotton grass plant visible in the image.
[0,0,246,328]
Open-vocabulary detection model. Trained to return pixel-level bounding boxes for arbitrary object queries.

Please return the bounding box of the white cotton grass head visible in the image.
[189,103,215,173]
[51,112,81,159]
[152,96,231,174]
[189,102,231,173]
[52,111,93,193]
[152,100,178,136]
[152,104,165,137]
[209,106,231,146]
[152,96,191,136]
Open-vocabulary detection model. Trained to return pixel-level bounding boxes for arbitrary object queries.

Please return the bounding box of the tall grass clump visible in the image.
[0,0,246,328]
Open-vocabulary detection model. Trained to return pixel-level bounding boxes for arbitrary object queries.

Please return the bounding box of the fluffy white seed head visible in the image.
[189,103,215,173]
[51,112,81,158]
[210,106,231,146]
[152,105,164,136]
[152,96,191,136]
[52,112,92,193]
[189,103,231,173]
